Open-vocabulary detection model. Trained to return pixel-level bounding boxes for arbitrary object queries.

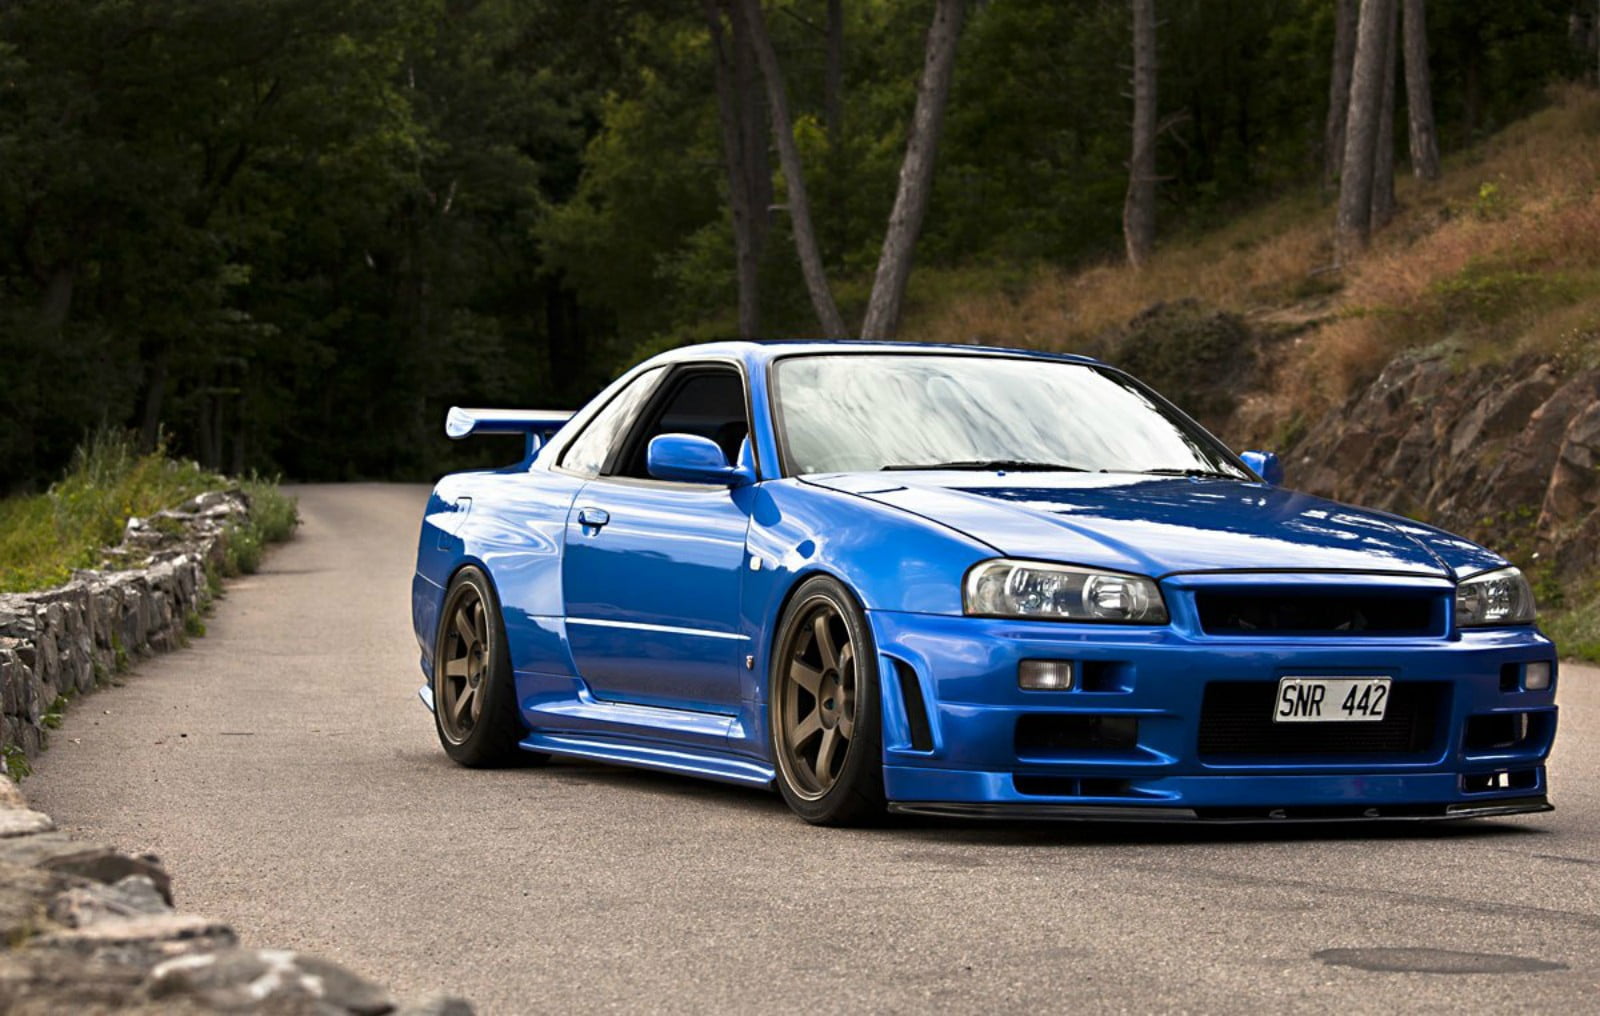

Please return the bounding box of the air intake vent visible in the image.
[1195,590,1440,637]
[1198,682,1444,758]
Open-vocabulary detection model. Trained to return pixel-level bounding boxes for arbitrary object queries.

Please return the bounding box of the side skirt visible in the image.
[520,731,776,789]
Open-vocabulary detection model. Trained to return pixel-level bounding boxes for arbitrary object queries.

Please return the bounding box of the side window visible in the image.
[559,366,667,476]
[614,368,750,479]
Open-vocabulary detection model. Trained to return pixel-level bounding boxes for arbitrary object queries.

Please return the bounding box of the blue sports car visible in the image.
[411,341,1558,825]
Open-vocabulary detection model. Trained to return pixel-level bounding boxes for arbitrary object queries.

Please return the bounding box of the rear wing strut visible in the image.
[445,407,574,460]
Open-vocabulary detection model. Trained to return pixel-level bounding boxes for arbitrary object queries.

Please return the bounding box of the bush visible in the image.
[0,431,225,592]
[0,431,299,592]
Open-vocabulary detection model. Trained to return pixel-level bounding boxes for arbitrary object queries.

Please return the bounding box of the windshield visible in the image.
[771,354,1249,478]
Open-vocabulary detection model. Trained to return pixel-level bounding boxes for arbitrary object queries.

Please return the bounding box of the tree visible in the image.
[705,0,771,338]
[860,0,966,339]
[1324,0,1360,191]
[1401,0,1440,180]
[1122,0,1158,269]
[1371,0,1399,229]
[1336,0,1396,261]
[739,0,847,338]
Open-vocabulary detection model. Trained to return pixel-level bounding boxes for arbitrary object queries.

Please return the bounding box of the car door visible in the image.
[559,364,755,714]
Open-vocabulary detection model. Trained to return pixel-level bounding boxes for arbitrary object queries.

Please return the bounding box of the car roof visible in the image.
[644,340,1102,371]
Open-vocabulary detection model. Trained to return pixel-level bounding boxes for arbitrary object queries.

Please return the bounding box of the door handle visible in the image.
[577,507,610,530]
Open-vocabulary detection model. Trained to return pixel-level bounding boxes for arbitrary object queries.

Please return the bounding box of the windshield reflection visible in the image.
[773,354,1247,478]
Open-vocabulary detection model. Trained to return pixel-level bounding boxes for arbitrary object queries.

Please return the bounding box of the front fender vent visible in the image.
[892,659,934,752]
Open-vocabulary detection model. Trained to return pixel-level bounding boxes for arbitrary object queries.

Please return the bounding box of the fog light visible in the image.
[1525,661,1552,691]
[1019,660,1074,691]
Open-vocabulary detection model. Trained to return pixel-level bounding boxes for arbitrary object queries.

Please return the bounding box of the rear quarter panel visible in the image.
[413,467,587,681]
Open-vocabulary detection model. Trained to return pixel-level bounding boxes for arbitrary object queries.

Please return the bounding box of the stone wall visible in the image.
[0,491,243,765]
[0,777,470,1014]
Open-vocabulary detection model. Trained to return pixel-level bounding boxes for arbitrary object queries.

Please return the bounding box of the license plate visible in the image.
[1273,676,1391,723]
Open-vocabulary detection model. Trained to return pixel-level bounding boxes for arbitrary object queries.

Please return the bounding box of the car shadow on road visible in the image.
[506,757,1549,846]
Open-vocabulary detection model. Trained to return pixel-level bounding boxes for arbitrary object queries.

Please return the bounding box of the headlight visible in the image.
[1455,566,1536,627]
[964,559,1169,623]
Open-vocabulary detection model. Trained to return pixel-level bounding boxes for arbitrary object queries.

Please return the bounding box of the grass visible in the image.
[0,431,299,592]
[1547,596,1600,663]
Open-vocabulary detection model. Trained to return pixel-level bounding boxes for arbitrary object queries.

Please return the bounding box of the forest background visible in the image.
[1,0,1596,489]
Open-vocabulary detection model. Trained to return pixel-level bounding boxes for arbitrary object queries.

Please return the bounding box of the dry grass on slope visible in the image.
[902,84,1600,439]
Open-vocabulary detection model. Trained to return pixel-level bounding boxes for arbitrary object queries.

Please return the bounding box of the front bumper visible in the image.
[869,607,1559,820]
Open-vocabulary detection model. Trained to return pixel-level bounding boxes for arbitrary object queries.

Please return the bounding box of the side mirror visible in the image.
[647,433,754,486]
[1240,450,1284,486]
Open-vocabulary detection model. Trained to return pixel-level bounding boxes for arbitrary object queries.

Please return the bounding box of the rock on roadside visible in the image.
[0,777,473,1014]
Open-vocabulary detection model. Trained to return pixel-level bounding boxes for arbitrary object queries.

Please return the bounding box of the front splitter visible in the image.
[887,796,1553,823]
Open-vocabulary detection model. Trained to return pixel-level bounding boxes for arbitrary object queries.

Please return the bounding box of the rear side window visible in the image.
[559,366,666,476]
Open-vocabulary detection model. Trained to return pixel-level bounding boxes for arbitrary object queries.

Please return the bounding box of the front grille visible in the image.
[1198,682,1444,759]
[1195,590,1440,637]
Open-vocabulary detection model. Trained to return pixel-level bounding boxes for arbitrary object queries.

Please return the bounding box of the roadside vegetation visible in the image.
[0,431,298,594]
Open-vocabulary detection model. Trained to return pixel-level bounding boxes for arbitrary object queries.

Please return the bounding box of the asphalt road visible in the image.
[25,483,1600,1015]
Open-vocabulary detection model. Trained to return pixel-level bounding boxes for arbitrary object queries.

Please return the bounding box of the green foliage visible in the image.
[1,745,30,783]
[184,611,207,639]
[1,0,1593,487]
[241,479,300,546]
[1102,300,1255,430]
[0,431,225,592]
[1433,264,1588,324]
[222,525,265,577]
[41,695,68,731]
[0,430,297,593]
[1547,593,1600,663]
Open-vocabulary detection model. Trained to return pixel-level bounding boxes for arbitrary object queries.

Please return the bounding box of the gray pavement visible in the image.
[25,483,1600,1015]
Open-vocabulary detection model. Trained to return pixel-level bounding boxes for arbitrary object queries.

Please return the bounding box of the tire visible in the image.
[433,566,541,767]
[769,575,886,825]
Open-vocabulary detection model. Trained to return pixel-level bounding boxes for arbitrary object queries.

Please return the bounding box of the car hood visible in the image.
[804,472,1504,579]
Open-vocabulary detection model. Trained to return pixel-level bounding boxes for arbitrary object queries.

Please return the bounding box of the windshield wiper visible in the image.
[882,459,1090,472]
[1131,467,1240,479]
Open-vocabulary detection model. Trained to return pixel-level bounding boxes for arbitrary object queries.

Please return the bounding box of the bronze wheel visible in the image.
[432,566,540,767]
[438,585,490,745]
[770,576,885,824]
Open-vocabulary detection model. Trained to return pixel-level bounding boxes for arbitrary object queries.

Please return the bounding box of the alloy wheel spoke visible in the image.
[789,660,824,694]
[814,726,840,783]
[812,612,839,671]
[791,709,823,746]
[443,656,469,679]
[472,599,488,645]
[453,607,476,647]
[451,682,476,724]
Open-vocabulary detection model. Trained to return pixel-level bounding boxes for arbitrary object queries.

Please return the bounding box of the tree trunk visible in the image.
[1324,0,1359,191]
[823,0,846,255]
[139,342,169,452]
[1371,0,1399,230]
[706,0,765,338]
[1401,0,1440,180]
[859,0,965,340]
[740,0,848,338]
[825,0,843,142]
[1122,0,1158,269]
[1336,0,1394,262]
[38,265,75,330]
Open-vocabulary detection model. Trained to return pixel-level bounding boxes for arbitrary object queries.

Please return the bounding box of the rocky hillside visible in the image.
[1287,349,1598,585]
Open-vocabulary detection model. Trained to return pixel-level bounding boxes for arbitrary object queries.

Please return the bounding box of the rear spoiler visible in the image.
[445,407,574,459]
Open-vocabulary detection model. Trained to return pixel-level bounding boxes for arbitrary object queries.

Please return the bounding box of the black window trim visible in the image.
[551,364,670,479]
[567,357,760,485]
